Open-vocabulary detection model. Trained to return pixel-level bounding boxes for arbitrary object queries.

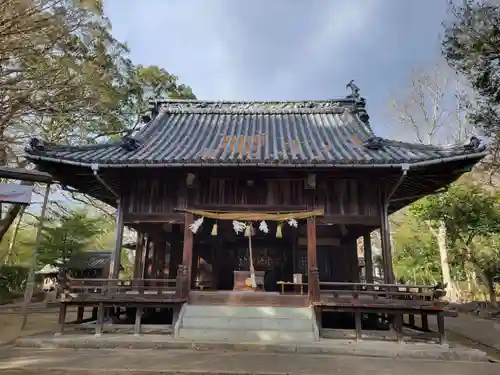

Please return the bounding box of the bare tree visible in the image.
[389,60,475,145]
[388,59,475,301]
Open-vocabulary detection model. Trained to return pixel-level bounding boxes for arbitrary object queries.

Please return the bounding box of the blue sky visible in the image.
[105,0,448,138]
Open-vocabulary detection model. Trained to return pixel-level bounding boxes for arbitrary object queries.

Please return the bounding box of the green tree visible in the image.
[392,215,442,285]
[411,183,500,305]
[442,0,500,173]
[0,0,196,237]
[37,210,106,267]
[0,0,131,240]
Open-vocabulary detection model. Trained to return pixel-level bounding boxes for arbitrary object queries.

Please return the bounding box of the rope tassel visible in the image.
[276,223,283,238]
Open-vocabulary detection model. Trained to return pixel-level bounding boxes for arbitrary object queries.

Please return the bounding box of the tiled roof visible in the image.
[25,99,487,167]
[37,251,115,274]
[64,251,113,270]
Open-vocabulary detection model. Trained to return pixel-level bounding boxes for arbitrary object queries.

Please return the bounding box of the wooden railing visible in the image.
[276,280,445,302]
[318,281,445,302]
[60,271,190,300]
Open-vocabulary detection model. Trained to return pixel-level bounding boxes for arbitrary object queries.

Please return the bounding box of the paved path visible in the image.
[0,347,498,375]
[443,314,500,351]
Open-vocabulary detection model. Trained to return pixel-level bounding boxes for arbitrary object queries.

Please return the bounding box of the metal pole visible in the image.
[20,183,51,330]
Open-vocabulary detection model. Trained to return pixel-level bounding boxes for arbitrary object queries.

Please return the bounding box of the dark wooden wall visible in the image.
[123,169,381,219]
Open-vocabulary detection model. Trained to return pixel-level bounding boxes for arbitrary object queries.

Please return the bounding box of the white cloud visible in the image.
[104,0,450,137]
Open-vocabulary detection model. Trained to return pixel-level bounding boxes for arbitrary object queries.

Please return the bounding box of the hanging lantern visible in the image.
[276,223,283,238]
[211,223,218,236]
[244,224,253,237]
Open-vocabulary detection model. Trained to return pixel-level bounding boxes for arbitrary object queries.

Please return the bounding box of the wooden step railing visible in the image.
[318,281,445,302]
[60,266,190,300]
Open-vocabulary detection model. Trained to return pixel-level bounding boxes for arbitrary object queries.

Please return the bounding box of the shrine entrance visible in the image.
[207,237,293,292]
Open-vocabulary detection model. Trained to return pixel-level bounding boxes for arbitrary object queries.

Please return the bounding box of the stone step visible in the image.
[181,316,313,331]
[183,305,314,319]
[177,328,316,342]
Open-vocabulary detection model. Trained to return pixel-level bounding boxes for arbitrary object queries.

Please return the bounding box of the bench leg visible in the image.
[421,312,429,331]
[408,313,415,327]
[91,306,98,320]
[437,312,446,345]
[76,306,84,323]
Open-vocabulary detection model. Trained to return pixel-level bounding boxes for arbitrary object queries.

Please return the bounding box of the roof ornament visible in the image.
[149,99,162,119]
[363,137,384,150]
[121,135,141,151]
[464,136,482,151]
[346,80,360,100]
[29,137,45,151]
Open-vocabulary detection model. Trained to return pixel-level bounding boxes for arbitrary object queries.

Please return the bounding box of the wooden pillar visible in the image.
[307,217,320,304]
[363,232,374,283]
[109,199,124,279]
[133,232,144,279]
[141,237,150,278]
[182,213,194,291]
[379,190,394,284]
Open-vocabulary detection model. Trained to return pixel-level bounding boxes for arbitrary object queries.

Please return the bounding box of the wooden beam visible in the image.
[185,204,310,212]
[110,199,124,279]
[0,166,53,183]
[124,213,183,224]
[379,189,394,284]
[125,213,380,226]
[318,215,380,226]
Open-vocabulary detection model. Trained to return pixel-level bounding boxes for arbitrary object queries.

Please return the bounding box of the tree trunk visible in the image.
[3,206,26,264]
[0,204,23,243]
[436,221,457,301]
[427,220,457,301]
[464,246,477,298]
[480,269,498,309]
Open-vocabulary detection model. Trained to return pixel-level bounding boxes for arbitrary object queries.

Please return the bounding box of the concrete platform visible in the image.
[0,347,499,375]
[15,333,489,362]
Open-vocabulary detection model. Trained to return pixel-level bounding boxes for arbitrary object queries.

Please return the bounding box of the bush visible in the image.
[0,265,29,304]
